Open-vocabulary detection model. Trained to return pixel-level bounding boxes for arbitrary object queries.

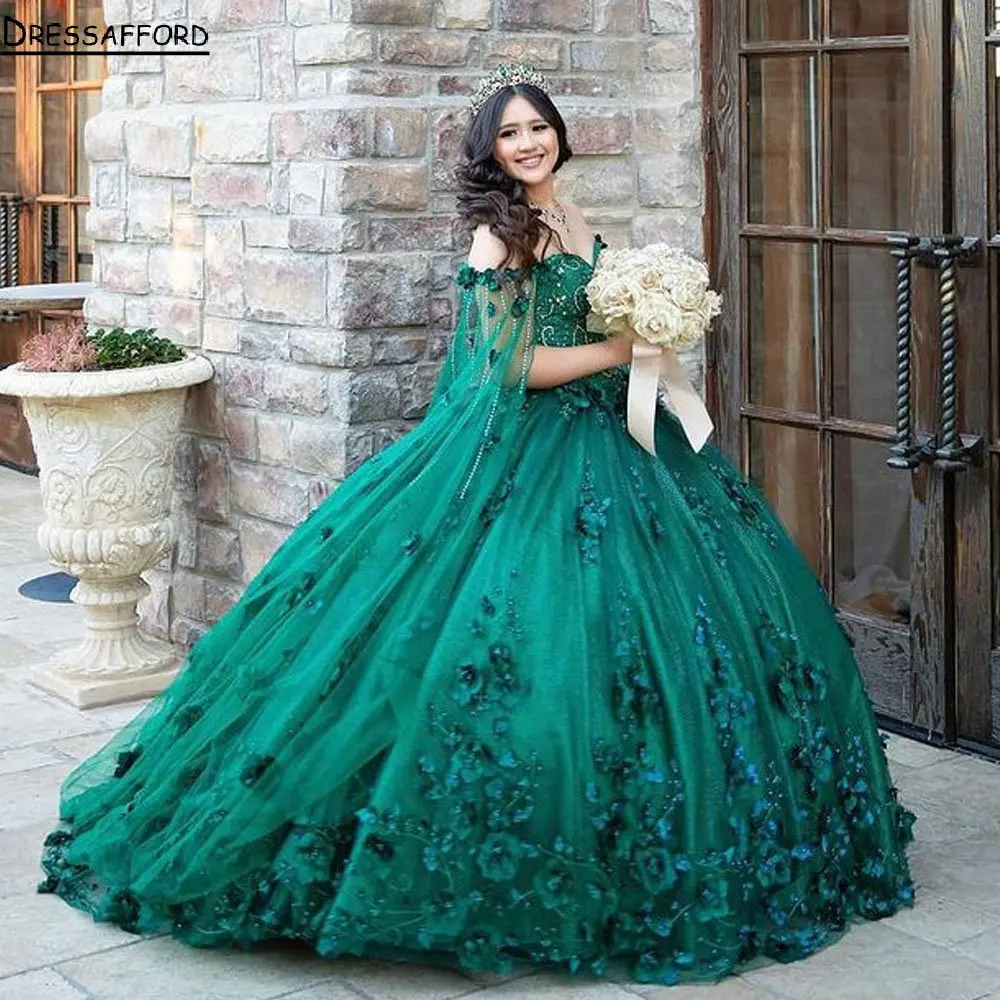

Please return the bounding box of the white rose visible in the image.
[668,270,708,312]
[637,312,668,344]
[589,279,633,322]
[634,298,683,345]
[638,267,662,291]
[676,316,704,348]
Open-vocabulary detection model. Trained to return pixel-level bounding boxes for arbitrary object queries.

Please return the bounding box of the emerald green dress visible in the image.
[40,237,914,986]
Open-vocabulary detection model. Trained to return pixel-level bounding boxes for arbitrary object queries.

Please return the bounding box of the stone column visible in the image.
[85,0,703,651]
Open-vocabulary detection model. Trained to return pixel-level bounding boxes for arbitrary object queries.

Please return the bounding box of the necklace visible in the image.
[531,199,568,231]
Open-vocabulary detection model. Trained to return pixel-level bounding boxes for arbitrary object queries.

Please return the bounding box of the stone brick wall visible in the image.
[88,0,704,644]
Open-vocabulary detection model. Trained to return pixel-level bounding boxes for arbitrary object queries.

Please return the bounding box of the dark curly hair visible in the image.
[455,84,573,270]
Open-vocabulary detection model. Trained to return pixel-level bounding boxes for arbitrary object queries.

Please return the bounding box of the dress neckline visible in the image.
[538,235,602,270]
[455,234,604,286]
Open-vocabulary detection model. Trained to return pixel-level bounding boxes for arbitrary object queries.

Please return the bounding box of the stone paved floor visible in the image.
[2,465,1000,1000]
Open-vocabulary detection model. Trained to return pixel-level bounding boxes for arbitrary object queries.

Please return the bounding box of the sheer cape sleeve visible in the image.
[423,262,537,499]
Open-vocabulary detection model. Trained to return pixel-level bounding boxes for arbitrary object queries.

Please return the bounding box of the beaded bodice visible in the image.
[530,237,629,417]
[531,251,598,348]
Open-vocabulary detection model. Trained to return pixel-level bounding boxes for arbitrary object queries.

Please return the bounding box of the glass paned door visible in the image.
[35,0,105,284]
[0,0,105,470]
[709,0,997,750]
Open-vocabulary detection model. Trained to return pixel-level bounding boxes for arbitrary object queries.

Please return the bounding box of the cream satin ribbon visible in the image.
[627,340,714,456]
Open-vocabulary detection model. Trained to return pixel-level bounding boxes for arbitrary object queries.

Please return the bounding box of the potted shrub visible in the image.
[0,319,213,708]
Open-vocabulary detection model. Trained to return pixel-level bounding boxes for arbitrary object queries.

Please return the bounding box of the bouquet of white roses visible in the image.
[587,243,722,349]
[586,244,722,456]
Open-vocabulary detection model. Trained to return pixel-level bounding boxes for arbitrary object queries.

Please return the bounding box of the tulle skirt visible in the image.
[40,389,914,986]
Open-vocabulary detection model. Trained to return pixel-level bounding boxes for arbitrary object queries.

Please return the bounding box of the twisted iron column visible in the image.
[0,195,22,323]
[9,195,20,287]
[886,234,921,469]
[933,238,962,467]
[0,197,10,288]
[931,236,983,470]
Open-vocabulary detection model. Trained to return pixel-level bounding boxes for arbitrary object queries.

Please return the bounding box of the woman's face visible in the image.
[492,94,559,186]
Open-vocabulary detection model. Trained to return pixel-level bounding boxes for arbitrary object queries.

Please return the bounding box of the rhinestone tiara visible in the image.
[469,62,548,117]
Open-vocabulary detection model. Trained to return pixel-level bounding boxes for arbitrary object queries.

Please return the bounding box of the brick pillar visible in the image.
[87,0,703,641]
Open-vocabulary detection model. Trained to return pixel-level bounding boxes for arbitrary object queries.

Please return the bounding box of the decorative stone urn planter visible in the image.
[0,354,214,708]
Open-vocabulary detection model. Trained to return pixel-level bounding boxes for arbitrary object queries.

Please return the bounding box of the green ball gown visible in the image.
[40,236,915,987]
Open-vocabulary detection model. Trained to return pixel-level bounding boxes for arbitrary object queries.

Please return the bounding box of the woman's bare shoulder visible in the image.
[468,224,512,270]
[560,199,588,225]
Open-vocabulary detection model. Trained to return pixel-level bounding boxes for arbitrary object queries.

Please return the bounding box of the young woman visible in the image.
[40,65,914,987]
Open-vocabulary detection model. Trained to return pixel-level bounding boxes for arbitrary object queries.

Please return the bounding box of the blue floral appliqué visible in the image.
[575,464,611,564]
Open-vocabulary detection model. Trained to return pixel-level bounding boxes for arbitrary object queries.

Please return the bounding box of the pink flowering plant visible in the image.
[20,317,184,373]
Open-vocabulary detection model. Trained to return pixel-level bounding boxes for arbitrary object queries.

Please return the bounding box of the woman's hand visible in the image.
[603,331,637,367]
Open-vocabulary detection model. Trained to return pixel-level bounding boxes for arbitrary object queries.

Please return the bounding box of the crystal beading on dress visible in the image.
[38,62,915,989]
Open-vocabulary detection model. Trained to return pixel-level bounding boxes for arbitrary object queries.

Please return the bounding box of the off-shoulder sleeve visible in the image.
[435,263,536,399]
[407,263,537,502]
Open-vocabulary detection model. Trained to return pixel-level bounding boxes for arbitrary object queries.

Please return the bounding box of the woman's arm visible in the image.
[527,338,632,389]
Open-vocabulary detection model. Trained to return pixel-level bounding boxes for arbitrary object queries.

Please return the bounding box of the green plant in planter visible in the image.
[88,326,184,370]
[20,318,184,373]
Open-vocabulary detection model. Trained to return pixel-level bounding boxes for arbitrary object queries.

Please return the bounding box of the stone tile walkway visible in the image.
[2,466,1000,1000]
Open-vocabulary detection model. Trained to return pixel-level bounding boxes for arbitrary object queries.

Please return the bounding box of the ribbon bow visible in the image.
[627,340,713,456]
